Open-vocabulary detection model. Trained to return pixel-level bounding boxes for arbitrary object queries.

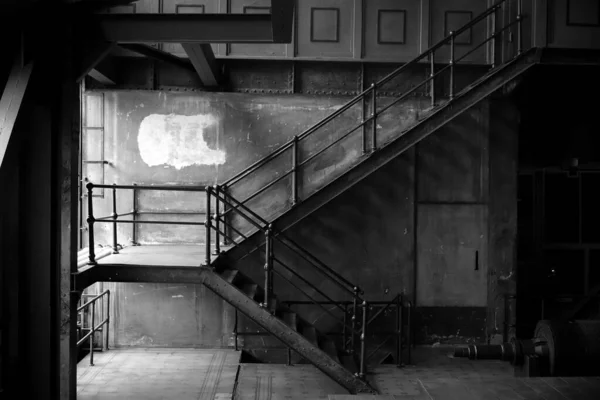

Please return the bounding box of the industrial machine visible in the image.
[453,320,600,377]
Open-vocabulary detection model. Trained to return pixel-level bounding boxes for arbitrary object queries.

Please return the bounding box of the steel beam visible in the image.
[76,41,115,83]
[0,55,34,170]
[88,58,117,85]
[118,43,194,71]
[224,48,542,262]
[182,43,220,87]
[271,0,294,43]
[94,14,274,43]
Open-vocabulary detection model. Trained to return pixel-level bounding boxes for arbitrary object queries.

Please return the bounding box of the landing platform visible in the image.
[77,348,241,400]
[93,245,231,268]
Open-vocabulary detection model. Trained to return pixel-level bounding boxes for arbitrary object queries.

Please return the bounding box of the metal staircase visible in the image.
[82,0,541,395]
[199,0,538,394]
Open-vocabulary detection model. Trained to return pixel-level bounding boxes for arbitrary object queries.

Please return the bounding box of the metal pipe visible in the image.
[359,300,368,379]
[407,301,412,365]
[112,184,119,254]
[86,182,96,265]
[214,185,221,255]
[91,183,206,192]
[222,185,230,245]
[342,303,348,353]
[430,53,436,107]
[205,186,212,266]
[371,83,377,152]
[287,347,292,366]
[233,309,238,351]
[361,94,367,154]
[94,219,203,226]
[292,136,298,206]
[106,290,110,350]
[490,4,497,68]
[131,184,138,245]
[90,301,95,366]
[517,0,523,55]
[449,32,455,100]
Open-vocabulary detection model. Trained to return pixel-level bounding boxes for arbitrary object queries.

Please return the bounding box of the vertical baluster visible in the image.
[292,136,298,206]
[205,186,212,266]
[361,93,367,154]
[112,184,119,254]
[449,32,455,101]
[351,287,358,353]
[263,226,272,310]
[233,309,238,351]
[106,290,110,350]
[90,300,95,366]
[407,301,412,365]
[371,83,377,152]
[342,303,348,353]
[396,295,403,367]
[214,185,221,255]
[132,184,138,246]
[222,185,230,245]
[430,52,436,107]
[517,0,523,55]
[359,300,368,379]
[86,182,96,265]
[490,5,497,68]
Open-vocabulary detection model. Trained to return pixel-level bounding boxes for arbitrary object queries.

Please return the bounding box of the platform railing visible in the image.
[77,289,110,366]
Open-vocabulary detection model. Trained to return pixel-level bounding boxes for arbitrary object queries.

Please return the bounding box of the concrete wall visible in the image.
[85,89,517,348]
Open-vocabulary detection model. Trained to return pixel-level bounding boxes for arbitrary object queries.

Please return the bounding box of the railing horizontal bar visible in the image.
[76,318,109,346]
[455,20,520,65]
[284,300,402,306]
[94,220,203,226]
[77,290,110,312]
[298,121,365,168]
[366,334,394,361]
[90,183,207,192]
[136,211,205,216]
[271,268,360,335]
[221,169,294,220]
[224,141,294,187]
[215,215,248,242]
[272,256,347,314]
[275,236,358,295]
[366,295,399,326]
[210,224,239,245]
[212,191,265,232]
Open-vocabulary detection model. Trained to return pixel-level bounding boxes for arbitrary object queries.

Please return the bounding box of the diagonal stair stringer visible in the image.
[223,48,542,262]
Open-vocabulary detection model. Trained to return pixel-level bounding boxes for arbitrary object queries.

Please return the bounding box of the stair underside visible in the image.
[220,48,541,263]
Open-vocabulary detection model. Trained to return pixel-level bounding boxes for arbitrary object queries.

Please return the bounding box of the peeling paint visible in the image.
[138,113,226,169]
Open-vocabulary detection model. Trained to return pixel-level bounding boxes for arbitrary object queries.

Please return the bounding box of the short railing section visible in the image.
[77,289,110,366]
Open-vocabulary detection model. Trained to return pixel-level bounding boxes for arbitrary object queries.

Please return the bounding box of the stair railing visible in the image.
[77,289,110,366]
[207,185,372,377]
[217,0,524,227]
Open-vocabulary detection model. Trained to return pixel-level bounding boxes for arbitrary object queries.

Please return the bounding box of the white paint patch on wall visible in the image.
[138,113,226,169]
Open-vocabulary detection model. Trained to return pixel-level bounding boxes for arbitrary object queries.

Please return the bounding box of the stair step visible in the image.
[282,312,297,331]
[321,339,340,364]
[303,326,318,346]
[241,283,258,300]
[220,269,239,284]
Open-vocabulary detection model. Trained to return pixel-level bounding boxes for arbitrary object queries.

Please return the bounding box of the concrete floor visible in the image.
[77,347,600,400]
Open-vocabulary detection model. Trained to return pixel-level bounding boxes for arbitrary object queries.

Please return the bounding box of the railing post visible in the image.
[371,83,377,152]
[517,0,523,55]
[233,309,238,351]
[222,185,230,245]
[407,301,412,365]
[449,32,455,101]
[214,185,221,255]
[292,136,298,206]
[430,52,436,107]
[131,184,138,246]
[359,300,368,379]
[342,303,348,353]
[205,186,212,266]
[361,94,367,154]
[262,225,272,310]
[90,300,95,366]
[86,182,96,265]
[351,287,359,353]
[106,290,110,350]
[490,5,497,68]
[112,184,119,254]
[396,295,403,367]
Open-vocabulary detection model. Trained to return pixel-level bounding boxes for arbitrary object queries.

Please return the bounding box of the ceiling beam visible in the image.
[118,43,194,71]
[94,14,274,43]
[76,41,115,83]
[271,0,294,43]
[88,57,117,85]
[181,43,220,87]
[0,55,34,169]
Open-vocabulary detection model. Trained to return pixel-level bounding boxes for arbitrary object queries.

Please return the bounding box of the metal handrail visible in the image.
[223,0,518,192]
[77,289,110,367]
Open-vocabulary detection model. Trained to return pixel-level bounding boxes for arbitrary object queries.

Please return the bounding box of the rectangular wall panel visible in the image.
[228,0,289,57]
[363,0,426,61]
[162,0,219,56]
[296,0,356,58]
[430,0,488,64]
[548,0,600,49]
